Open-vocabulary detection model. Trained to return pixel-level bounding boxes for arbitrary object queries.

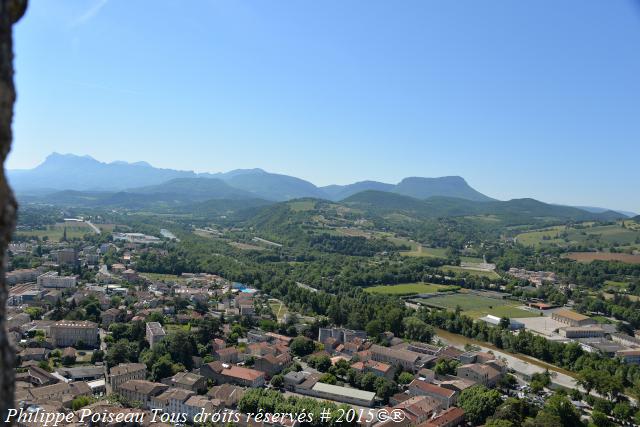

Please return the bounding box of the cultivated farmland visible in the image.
[365,282,458,296]
[564,252,640,264]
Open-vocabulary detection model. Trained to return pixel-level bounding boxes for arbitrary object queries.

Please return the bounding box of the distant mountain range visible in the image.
[343,191,625,222]
[321,176,493,202]
[9,153,635,217]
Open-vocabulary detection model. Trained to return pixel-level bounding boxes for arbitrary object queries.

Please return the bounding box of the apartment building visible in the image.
[49,320,98,348]
[6,268,40,285]
[37,271,77,289]
[370,344,426,372]
[117,380,169,409]
[109,363,147,390]
[145,322,166,347]
[456,363,503,387]
[408,380,457,408]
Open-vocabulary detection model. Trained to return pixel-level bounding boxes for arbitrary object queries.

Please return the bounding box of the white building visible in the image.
[146,322,166,347]
[37,271,77,289]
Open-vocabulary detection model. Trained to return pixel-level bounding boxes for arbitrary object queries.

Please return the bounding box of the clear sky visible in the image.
[9,0,640,212]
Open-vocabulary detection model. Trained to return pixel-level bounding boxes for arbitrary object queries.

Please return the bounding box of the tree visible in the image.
[486,420,515,427]
[434,359,459,376]
[385,308,405,336]
[523,412,562,427]
[397,372,415,385]
[366,319,384,339]
[319,373,337,384]
[590,410,613,427]
[612,402,632,422]
[375,379,398,403]
[541,393,584,427]
[403,316,433,342]
[91,350,104,364]
[308,354,331,372]
[458,385,502,425]
[164,330,197,369]
[71,396,94,411]
[289,337,316,357]
[577,368,596,394]
[151,354,173,381]
[491,397,535,425]
[499,317,511,329]
[270,374,284,389]
[105,339,137,367]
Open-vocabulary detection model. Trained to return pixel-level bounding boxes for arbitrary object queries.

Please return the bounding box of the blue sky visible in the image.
[9,0,640,212]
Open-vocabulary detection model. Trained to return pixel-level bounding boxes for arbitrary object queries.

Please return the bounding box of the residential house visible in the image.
[200,361,266,388]
[456,363,503,387]
[420,407,466,427]
[19,348,49,362]
[206,384,245,407]
[215,347,239,363]
[162,372,207,393]
[253,353,292,378]
[101,308,122,327]
[408,380,457,408]
[24,381,91,407]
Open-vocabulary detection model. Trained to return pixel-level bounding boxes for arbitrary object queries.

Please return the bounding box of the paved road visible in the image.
[85,220,101,234]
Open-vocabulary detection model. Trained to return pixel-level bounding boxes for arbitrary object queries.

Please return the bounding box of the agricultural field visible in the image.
[16,222,96,242]
[365,282,458,296]
[604,280,630,291]
[400,245,449,258]
[420,293,538,319]
[336,228,374,238]
[96,223,116,232]
[288,200,316,212]
[564,252,640,264]
[603,292,640,302]
[516,222,640,249]
[440,265,501,280]
[229,241,266,251]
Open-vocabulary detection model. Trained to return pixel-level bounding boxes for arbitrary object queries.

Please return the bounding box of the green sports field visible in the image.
[419,293,538,319]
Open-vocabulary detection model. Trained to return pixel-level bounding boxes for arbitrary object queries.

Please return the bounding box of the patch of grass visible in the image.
[604,280,629,291]
[268,299,289,322]
[365,282,458,296]
[289,200,316,212]
[591,315,613,324]
[421,293,538,319]
[16,223,95,242]
[459,256,484,263]
[401,245,449,258]
[229,242,265,251]
[440,265,500,279]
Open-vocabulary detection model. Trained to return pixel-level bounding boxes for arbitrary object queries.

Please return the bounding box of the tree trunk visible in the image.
[0,0,27,421]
